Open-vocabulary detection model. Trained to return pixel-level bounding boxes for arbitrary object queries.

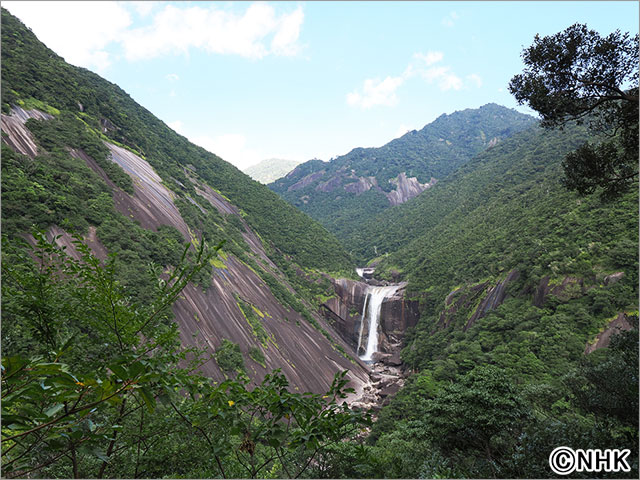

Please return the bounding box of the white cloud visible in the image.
[347,75,405,109]
[442,11,459,28]
[413,51,443,66]
[128,1,158,17]
[271,7,304,56]
[3,1,131,71]
[121,3,304,61]
[467,73,483,88]
[166,73,180,82]
[3,2,304,71]
[421,66,463,91]
[347,49,472,107]
[193,133,263,170]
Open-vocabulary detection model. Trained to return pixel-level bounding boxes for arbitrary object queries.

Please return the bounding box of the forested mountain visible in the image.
[1,8,365,395]
[244,158,301,184]
[1,7,637,479]
[0,10,376,476]
[349,120,639,477]
[270,104,535,246]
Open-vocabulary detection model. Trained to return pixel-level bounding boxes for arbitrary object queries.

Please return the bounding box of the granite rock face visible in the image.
[584,312,634,354]
[385,172,437,206]
[1,106,54,158]
[5,113,369,395]
[321,279,370,350]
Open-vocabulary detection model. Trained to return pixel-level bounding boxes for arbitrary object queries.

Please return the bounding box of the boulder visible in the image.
[585,312,634,354]
[383,352,403,367]
[604,272,624,286]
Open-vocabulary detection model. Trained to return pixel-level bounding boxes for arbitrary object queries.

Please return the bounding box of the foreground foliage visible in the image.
[1,234,370,478]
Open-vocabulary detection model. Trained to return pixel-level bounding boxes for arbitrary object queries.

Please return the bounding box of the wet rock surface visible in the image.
[321,277,420,354]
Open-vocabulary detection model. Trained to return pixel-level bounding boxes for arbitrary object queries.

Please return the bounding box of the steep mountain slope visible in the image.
[244,158,301,184]
[355,119,638,478]
[354,121,637,378]
[270,104,535,249]
[0,9,368,394]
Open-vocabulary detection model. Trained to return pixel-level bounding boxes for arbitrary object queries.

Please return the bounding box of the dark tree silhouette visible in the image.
[509,24,638,199]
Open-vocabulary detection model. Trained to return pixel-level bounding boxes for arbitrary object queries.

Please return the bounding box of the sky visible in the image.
[3,1,638,170]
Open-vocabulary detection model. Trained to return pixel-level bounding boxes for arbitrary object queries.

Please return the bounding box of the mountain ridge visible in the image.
[0,8,367,394]
[269,103,536,250]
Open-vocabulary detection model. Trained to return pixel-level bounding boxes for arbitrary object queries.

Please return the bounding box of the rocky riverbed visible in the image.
[346,359,405,411]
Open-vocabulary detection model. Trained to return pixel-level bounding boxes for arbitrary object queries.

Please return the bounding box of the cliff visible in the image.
[2,103,369,394]
[321,278,420,362]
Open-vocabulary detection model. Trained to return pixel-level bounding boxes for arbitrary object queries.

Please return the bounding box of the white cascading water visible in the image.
[357,285,401,362]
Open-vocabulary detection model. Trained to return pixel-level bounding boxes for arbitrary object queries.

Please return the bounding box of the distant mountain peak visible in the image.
[243,158,302,184]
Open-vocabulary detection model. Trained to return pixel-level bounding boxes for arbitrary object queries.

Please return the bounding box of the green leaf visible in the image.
[139,387,156,413]
[44,403,65,418]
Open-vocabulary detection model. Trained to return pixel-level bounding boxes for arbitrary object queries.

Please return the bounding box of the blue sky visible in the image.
[4,1,638,170]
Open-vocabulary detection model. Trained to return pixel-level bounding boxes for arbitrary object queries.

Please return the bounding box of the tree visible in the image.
[509,24,639,199]
[1,231,218,478]
[422,366,530,477]
[1,232,370,478]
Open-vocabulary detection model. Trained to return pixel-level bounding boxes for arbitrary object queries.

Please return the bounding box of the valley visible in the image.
[1,5,638,479]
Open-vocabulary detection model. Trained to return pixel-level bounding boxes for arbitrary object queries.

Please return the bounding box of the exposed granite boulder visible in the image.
[464,270,520,330]
[287,170,325,191]
[604,272,625,286]
[439,281,490,329]
[1,106,54,158]
[585,312,635,354]
[378,284,421,352]
[344,176,374,194]
[322,279,420,358]
[321,278,369,349]
[315,175,342,193]
[14,139,371,395]
[385,172,437,206]
[533,275,585,307]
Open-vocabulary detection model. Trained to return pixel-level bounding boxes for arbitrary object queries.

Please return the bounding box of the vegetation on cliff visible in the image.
[336,24,638,479]
[270,104,535,249]
[1,9,353,276]
[1,234,369,478]
[1,8,637,479]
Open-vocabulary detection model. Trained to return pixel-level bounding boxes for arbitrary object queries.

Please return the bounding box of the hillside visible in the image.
[270,104,535,248]
[351,119,639,477]
[0,9,366,395]
[244,158,301,184]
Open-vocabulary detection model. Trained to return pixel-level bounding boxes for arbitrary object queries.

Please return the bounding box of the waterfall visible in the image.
[357,285,401,362]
